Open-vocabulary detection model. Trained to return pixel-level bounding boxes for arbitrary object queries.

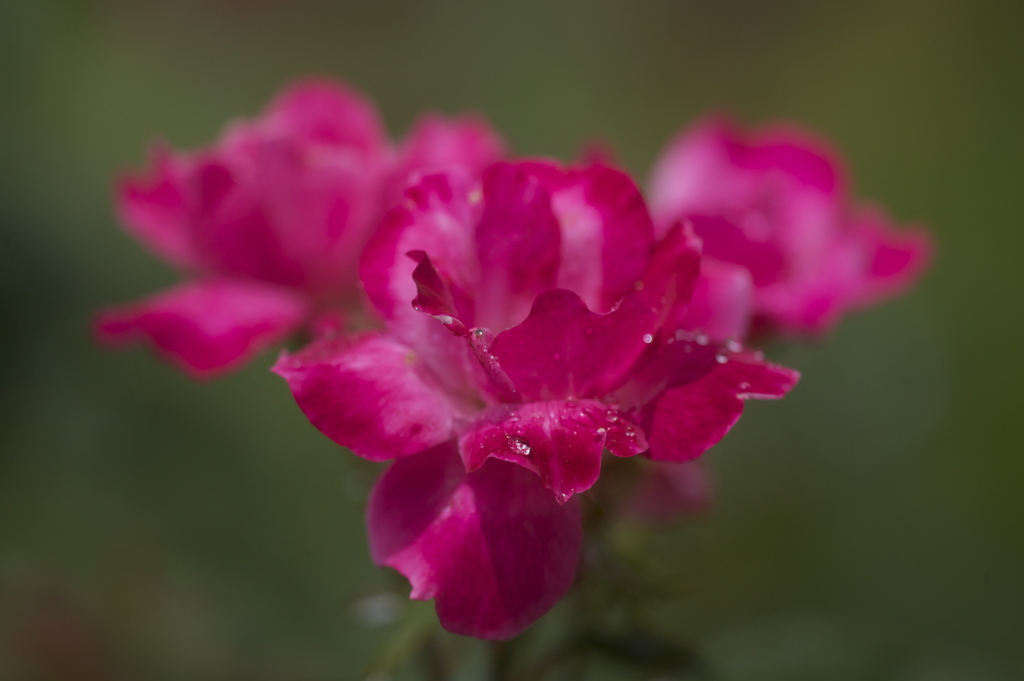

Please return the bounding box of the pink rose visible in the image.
[649,117,932,339]
[276,161,798,638]
[97,78,503,377]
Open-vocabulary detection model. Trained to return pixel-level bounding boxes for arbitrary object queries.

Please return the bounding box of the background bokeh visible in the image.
[1,1,1021,678]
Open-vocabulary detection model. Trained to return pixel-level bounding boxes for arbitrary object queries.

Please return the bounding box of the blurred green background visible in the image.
[1,1,1021,679]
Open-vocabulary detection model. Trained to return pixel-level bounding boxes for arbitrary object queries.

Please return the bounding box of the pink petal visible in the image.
[681,257,755,342]
[116,148,233,272]
[409,251,474,336]
[460,400,646,503]
[260,78,387,155]
[488,289,657,402]
[531,163,656,312]
[368,444,582,640]
[203,137,382,295]
[474,162,561,330]
[388,113,506,203]
[636,342,799,462]
[722,121,843,195]
[689,214,788,289]
[359,173,484,395]
[638,221,702,336]
[649,116,843,231]
[850,208,934,308]
[95,279,308,379]
[272,334,461,461]
[361,172,480,324]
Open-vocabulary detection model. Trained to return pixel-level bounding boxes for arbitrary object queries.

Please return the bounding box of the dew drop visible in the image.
[725,339,742,353]
[715,353,728,364]
[509,436,531,457]
[696,333,709,346]
[605,410,619,423]
[435,314,454,325]
[643,333,653,344]
[739,381,751,391]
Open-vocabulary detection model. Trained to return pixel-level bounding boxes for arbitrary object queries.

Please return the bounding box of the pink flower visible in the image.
[97,78,504,378]
[649,117,933,339]
[275,161,799,638]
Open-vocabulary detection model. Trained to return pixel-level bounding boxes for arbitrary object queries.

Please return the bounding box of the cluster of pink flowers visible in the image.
[99,78,931,639]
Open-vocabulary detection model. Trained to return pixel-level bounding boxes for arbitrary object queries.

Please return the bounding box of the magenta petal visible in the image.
[95,279,308,378]
[273,334,460,461]
[642,347,799,462]
[388,113,505,202]
[640,221,703,334]
[723,121,842,195]
[474,163,561,330]
[368,444,582,640]
[460,400,645,502]
[542,164,656,312]
[361,172,479,324]
[116,148,215,271]
[409,251,474,336]
[488,290,657,402]
[851,209,934,307]
[649,117,843,231]
[681,257,755,342]
[261,78,387,155]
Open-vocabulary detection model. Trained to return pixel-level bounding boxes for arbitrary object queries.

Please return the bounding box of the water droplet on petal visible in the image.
[605,410,619,423]
[643,333,653,344]
[725,339,742,353]
[715,353,728,364]
[435,314,454,325]
[509,436,531,457]
[696,333,709,345]
[738,381,751,391]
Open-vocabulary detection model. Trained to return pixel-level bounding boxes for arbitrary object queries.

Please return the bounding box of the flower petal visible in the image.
[460,400,645,502]
[474,162,561,330]
[116,148,233,272]
[530,163,656,312]
[681,257,754,342]
[204,138,382,294]
[388,113,505,203]
[273,334,460,461]
[850,208,934,308]
[95,279,308,379]
[649,116,842,231]
[487,289,657,402]
[361,172,480,324]
[259,77,387,155]
[636,342,799,462]
[368,444,582,640]
[639,221,703,335]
